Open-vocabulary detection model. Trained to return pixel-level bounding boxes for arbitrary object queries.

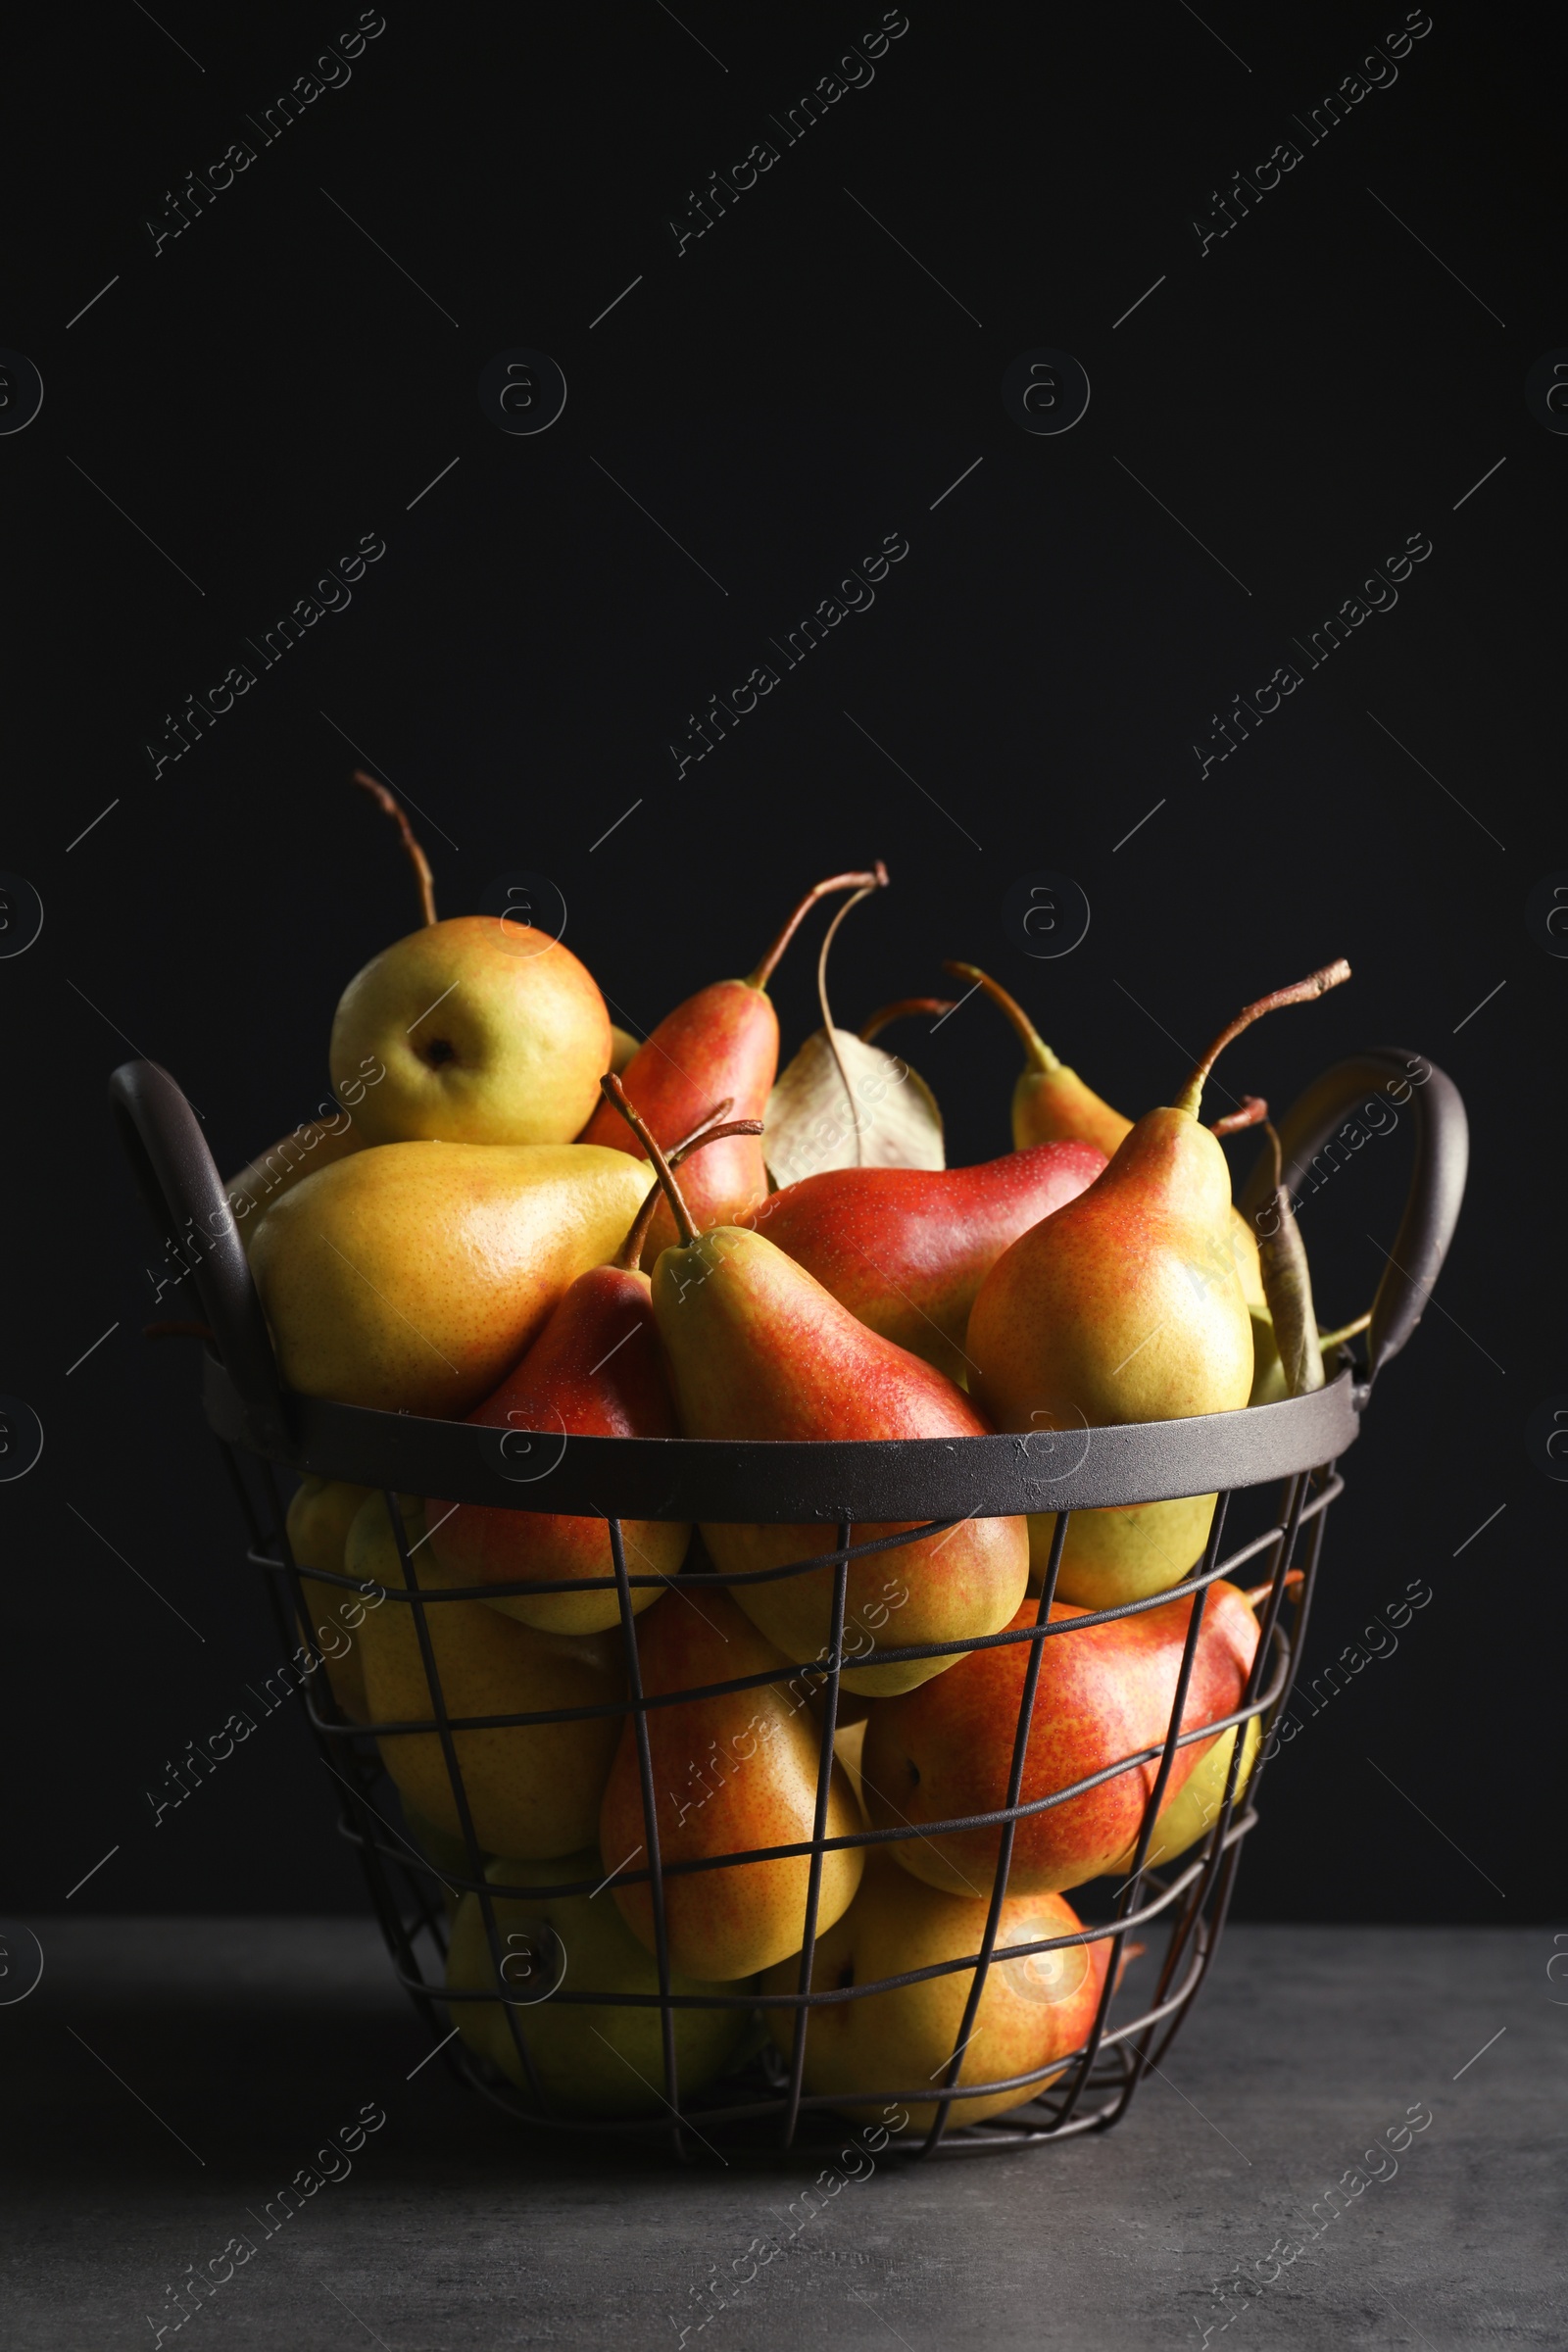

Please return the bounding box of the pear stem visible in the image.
[1244,1569,1305,1611]
[600,1074,700,1246]
[1174,959,1351,1119]
[816,880,884,1166]
[612,1106,761,1268]
[942,962,1062,1073]
[1210,1096,1268,1138]
[858,997,956,1043]
[747,864,888,991]
[1317,1309,1372,1350]
[353,770,437,925]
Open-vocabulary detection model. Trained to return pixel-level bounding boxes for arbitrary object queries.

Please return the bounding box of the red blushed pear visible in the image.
[598,1587,864,1982]
[761,1852,1107,2131]
[578,866,887,1263]
[967,961,1349,1610]
[860,1579,1260,1897]
[598,1078,1030,1696]
[422,1111,763,1638]
[750,1141,1104,1388]
[949,959,1268,1312]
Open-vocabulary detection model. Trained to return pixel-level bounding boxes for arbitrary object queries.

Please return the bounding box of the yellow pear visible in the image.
[286,1476,374,1720]
[1107,1712,1262,1876]
[762,1852,1107,2132]
[969,964,1348,1609]
[330,914,612,1147]
[351,1496,623,1857]
[250,1140,652,1415]
[446,1852,750,2114]
[226,1114,366,1248]
[947,961,1267,1314]
[401,1805,482,1920]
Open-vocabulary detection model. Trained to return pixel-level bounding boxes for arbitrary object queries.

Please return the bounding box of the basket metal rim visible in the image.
[204,1349,1361,1520]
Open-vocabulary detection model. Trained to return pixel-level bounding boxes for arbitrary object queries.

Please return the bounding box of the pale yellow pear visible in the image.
[250,1140,652,1415]
[329,914,612,1147]
[351,1496,624,1857]
[287,1475,374,1720]
[446,1852,750,2114]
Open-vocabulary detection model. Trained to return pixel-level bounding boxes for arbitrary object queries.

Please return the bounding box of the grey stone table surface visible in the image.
[2,1919,1562,2350]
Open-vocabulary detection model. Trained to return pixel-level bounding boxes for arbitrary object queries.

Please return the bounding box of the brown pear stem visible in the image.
[1244,1569,1304,1611]
[612,1111,761,1268]
[353,770,437,926]
[1210,1096,1268,1138]
[858,997,956,1043]
[1174,959,1350,1118]
[747,864,888,990]
[1317,1309,1372,1351]
[600,1074,700,1246]
[942,961,1062,1073]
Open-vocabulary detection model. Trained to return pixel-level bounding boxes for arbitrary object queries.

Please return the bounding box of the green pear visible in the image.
[329,914,612,1147]
[250,1140,652,1416]
[761,1851,1107,2132]
[968,963,1348,1609]
[446,1852,751,2115]
[351,1496,624,1858]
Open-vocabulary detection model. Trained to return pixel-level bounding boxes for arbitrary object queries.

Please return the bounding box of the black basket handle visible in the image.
[109,1059,292,1449]
[1235,1048,1468,1386]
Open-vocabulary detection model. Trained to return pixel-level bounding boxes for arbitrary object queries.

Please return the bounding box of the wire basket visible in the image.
[110,1048,1466,2161]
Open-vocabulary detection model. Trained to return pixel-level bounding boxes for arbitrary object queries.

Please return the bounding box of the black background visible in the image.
[3,0,1561,1925]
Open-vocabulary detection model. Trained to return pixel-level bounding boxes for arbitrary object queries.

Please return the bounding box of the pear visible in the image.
[421,1115,761,1634]
[577,867,885,1263]
[947,960,1134,1158]
[329,913,612,1148]
[949,960,1268,1312]
[752,1142,1104,1387]
[599,1078,1030,1694]
[1107,1712,1262,1877]
[351,1495,624,1858]
[860,1581,1260,1896]
[598,1588,863,1982]
[967,963,1348,1608]
[761,1852,1107,2132]
[447,1852,750,2114]
[286,1476,374,1720]
[226,1114,366,1246]
[401,1805,483,1920]
[249,1140,652,1416]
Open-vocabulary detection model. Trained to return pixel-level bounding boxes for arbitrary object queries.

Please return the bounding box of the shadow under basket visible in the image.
[111,1047,1467,2162]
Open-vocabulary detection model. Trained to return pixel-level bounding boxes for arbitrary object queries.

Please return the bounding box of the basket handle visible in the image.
[1235,1048,1467,1386]
[108,1058,291,1448]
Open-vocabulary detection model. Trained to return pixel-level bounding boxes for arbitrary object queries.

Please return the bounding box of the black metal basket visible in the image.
[110,1048,1467,2162]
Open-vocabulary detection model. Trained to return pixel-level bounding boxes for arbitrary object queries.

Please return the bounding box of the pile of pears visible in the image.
[253,800,1349,2132]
